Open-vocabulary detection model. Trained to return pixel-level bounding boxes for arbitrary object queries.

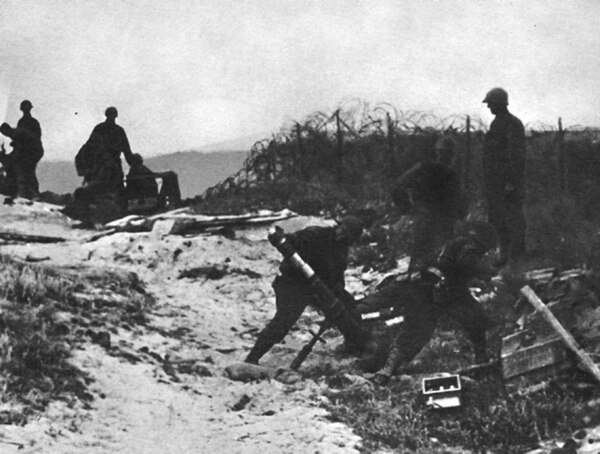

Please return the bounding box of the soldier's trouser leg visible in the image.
[507,201,526,260]
[487,198,509,262]
[14,160,33,199]
[379,298,439,378]
[441,288,489,363]
[245,277,308,364]
[356,280,420,372]
[410,209,436,271]
[30,159,40,195]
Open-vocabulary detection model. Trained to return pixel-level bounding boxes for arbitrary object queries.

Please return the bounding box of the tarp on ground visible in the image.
[105,208,298,234]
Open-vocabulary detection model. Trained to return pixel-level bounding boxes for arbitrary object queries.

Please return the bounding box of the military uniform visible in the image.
[363,229,494,384]
[125,157,158,200]
[392,159,465,268]
[91,120,134,181]
[245,224,361,365]
[483,101,527,263]
[0,122,43,199]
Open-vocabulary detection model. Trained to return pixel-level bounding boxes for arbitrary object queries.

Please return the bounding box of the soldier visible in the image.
[391,137,466,271]
[125,153,158,201]
[90,107,135,182]
[245,216,365,365]
[482,88,527,266]
[17,100,42,139]
[360,221,498,386]
[17,100,44,194]
[0,111,43,200]
[73,147,123,204]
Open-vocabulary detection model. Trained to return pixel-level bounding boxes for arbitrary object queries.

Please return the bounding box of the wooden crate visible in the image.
[501,330,569,383]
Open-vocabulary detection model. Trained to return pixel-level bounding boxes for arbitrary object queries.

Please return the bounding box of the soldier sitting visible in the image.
[358,221,498,386]
[64,140,127,224]
[125,153,159,210]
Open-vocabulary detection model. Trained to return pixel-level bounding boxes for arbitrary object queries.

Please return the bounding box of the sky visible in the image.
[0,0,598,161]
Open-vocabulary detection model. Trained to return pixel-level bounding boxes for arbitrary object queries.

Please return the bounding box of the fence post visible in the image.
[296,122,306,178]
[386,112,396,175]
[267,137,277,182]
[335,109,344,181]
[557,117,566,192]
[464,115,472,198]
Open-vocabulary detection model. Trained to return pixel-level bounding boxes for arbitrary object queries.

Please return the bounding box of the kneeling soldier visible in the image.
[366,221,498,386]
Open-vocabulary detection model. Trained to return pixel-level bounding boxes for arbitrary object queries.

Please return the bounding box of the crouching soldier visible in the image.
[362,221,498,386]
[245,216,366,365]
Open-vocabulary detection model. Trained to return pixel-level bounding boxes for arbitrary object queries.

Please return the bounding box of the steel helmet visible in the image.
[20,100,33,110]
[482,88,508,105]
[105,106,118,118]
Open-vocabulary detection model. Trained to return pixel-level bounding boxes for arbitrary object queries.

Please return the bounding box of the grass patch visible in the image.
[321,332,600,453]
[0,256,152,424]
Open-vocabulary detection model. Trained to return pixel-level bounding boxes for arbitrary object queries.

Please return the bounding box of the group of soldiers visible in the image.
[246,87,527,386]
[0,103,171,217]
[1,89,526,384]
[72,106,161,211]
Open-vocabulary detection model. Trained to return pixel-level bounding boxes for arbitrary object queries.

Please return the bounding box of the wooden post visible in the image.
[335,109,344,181]
[295,122,305,178]
[557,117,566,192]
[520,285,600,385]
[269,136,277,182]
[386,112,396,174]
[464,115,472,198]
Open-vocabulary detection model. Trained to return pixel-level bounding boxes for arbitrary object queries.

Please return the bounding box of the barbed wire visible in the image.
[200,101,595,201]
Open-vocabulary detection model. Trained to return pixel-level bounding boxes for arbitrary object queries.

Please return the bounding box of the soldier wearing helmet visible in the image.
[482,87,527,266]
[88,106,135,187]
[359,220,498,386]
[0,100,44,199]
[245,216,365,365]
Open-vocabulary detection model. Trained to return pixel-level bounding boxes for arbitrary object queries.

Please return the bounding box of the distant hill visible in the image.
[37,150,248,199]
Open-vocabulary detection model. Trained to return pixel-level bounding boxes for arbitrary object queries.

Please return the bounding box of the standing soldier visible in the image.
[391,137,466,272]
[90,107,135,184]
[245,217,366,365]
[482,88,526,266]
[0,100,44,200]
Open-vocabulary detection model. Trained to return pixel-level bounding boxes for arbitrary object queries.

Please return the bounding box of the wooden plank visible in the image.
[521,285,600,385]
[0,231,66,243]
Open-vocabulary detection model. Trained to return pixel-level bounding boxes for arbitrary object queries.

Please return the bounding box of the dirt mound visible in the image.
[0,204,365,453]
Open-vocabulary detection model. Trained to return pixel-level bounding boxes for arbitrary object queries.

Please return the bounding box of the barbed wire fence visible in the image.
[198,100,600,216]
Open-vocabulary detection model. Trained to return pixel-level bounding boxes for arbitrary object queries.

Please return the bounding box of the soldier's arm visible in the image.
[391,163,422,211]
[393,162,422,190]
[120,128,135,166]
[31,119,42,138]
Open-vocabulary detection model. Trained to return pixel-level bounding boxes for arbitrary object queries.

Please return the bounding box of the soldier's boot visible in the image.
[245,336,276,365]
[357,341,389,373]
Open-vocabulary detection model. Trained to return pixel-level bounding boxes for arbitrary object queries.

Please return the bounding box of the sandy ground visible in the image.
[0,200,366,454]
